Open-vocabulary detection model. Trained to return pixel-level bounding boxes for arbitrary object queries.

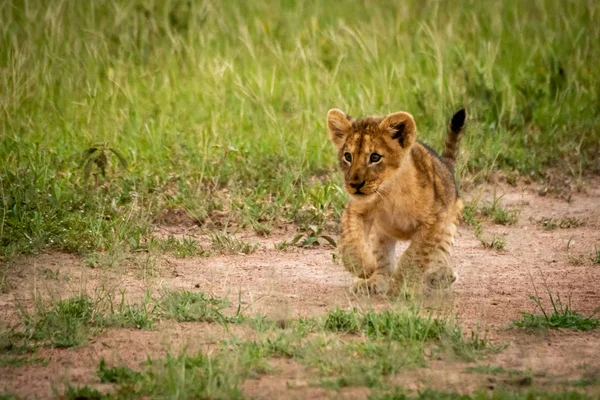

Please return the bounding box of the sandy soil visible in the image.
[1,179,599,398]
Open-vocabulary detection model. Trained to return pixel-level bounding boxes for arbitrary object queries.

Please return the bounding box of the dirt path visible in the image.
[1,180,599,398]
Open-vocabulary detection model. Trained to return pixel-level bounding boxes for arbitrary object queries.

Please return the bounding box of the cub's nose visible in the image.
[350,181,366,190]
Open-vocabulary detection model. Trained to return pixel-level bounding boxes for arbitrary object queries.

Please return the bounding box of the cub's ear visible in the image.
[327,108,352,149]
[379,111,416,149]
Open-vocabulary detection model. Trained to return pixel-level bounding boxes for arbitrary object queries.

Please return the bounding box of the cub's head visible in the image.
[327,109,416,198]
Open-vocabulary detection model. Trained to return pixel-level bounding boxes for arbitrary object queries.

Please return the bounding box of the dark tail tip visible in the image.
[450,108,466,132]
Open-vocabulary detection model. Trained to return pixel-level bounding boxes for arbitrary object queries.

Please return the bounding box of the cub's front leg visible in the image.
[339,207,394,294]
[350,228,396,294]
[338,206,376,280]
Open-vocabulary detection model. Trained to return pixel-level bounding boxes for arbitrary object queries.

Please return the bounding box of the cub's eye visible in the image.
[369,153,382,163]
[344,152,352,163]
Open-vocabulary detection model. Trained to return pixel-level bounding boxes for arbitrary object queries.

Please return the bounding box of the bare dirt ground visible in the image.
[1,179,599,399]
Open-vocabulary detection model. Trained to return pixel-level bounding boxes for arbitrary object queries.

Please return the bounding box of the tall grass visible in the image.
[1,0,599,259]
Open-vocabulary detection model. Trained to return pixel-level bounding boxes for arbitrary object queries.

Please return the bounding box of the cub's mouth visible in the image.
[345,185,375,197]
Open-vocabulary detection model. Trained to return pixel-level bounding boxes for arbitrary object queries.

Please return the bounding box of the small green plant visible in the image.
[324,308,361,333]
[63,385,112,400]
[537,217,585,231]
[479,234,506,250]
[146,235,208,258]
[462,199,507,250]
[210,232,257,255]
[462,201,480,227]
[277,225,336,249]
[107,290,157,329]
[513,293,600,331]
[451,329,506,362]
[591,247,600,264]
[82,144,128,183]
[41,268,60,280]
[97,358,142,384]
[158,289,232,323]
[483,190,519,225]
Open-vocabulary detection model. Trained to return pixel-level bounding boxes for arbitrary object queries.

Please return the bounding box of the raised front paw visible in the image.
[425,266,457,289]
[350,275,389,295]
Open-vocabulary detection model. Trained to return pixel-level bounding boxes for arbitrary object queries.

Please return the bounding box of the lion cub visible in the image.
[327,108,466,296]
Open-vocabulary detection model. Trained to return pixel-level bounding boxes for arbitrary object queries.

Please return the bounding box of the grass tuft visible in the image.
[157,289,233,323]
[146,235,209,258]
[18,295,100,348]
[591,247,600,264]
[537,217,585,231]
[513,293,599,331]
[322,307,496,361]
[91,352,245,400]
[97,358,142,384]
[480,192,519,226]
[210,232,258,255]
[0,354,48,368]
[63,385,112,400]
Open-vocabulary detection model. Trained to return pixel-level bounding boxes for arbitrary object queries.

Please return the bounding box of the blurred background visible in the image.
[1,0,599,260]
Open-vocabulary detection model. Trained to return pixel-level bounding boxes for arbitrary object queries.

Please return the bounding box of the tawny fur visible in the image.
[327,108,466,297]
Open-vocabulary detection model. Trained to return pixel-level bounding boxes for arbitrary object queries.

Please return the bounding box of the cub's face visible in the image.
[327,109,417,198]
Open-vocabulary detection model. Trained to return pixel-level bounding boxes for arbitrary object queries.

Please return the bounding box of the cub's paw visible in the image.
[425,266,457,289]
[386,278,423,301]
[350,275,389,295]
[340,255,376,279]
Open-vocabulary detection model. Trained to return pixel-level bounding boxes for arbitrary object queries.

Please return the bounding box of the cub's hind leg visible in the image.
[388,219,456,297]
[351,229,395,295]
[424,220,459,289]
[425,202,462,289]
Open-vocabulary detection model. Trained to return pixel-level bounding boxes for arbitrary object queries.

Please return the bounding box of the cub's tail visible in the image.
[441,108,466,173]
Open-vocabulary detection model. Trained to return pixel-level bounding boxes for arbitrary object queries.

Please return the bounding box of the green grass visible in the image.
[0,354,48,368]
[1,0,599,263]
[369,387,595,400]
[49,305,503,397]
[513,293,600,331]
[0,395,21,400]
[322,307,500,363]
[325,308,452,342]
[97,358,142,384]
[92,352,246,399]
[16,295,102,348]
[0,289,234,351]
[572,364,600,388]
